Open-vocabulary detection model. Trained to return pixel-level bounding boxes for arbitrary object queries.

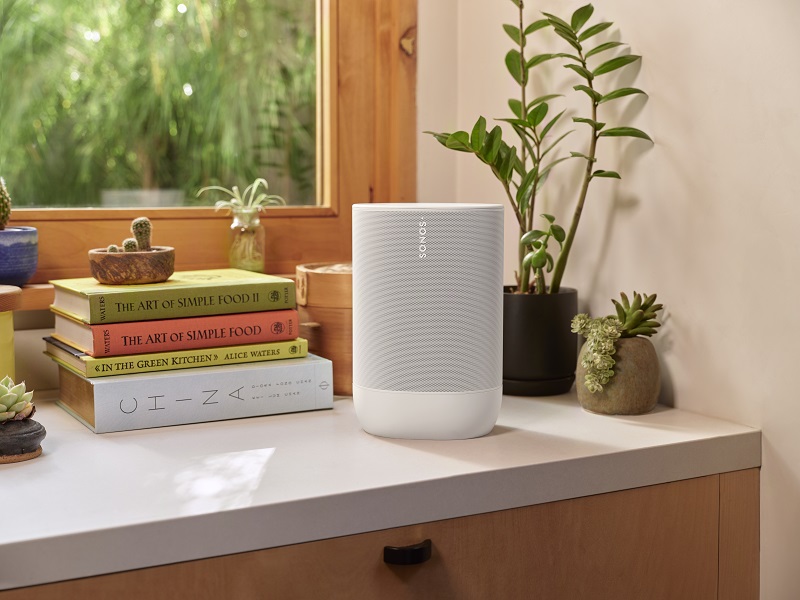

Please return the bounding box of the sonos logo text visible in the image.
[418,220,427,258]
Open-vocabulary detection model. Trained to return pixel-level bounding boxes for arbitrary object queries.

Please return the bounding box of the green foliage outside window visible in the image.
[0,0,316,207]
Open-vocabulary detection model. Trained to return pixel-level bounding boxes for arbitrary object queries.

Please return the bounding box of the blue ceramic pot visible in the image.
[0,227,38,286]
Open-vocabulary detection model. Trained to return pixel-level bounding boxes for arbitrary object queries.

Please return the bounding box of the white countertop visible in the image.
[2,394,760,590]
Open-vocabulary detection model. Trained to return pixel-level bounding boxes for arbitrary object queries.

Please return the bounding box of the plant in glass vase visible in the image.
[426,2,652,395]
[198,178,286,273]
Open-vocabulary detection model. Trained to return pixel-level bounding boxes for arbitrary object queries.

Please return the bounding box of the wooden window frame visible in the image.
[10,0,417,283]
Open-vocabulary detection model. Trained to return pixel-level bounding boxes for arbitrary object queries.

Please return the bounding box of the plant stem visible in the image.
[549,51,598,294]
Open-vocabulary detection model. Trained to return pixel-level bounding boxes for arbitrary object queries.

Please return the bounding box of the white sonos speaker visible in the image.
[352,203,504,440]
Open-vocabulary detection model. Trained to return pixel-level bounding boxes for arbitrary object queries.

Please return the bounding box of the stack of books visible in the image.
[45,269,333,433]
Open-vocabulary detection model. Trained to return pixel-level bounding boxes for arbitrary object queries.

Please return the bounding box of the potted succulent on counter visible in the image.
[197,177,286,273]
[426,2,651,396]
[0,376,46,463]
[0,177,38,287]
[88,217,175,284]
[572,291,664,414]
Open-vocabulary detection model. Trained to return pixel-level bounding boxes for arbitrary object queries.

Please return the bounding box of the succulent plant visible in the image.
[612,292,663,337]
[122,238,139,252]
[0,376,34,423]
[0,177,11,231]
[107,244,120,253]
[131,217,152,251]
[572,291,664,393]
[197,177,286,213]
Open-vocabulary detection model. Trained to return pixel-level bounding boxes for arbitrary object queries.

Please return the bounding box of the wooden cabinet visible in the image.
[1,470,758,600]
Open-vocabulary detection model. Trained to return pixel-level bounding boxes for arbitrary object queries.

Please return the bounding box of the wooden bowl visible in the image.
[88,246,175,285]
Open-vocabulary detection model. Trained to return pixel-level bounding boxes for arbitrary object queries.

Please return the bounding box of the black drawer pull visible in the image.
[383,539,432,565]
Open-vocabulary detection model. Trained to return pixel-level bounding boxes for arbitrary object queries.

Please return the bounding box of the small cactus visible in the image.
[107,244,120,253]
[122,238,139,252]
[0,376,34,423]
[131,217,152,251]
[0,177,11,230]
[612,292,663,338]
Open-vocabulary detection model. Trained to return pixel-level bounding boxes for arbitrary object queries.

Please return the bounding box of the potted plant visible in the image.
[88,217,175,284]
[0,376,46,463]
[197,177,286,273]
[426,2,651,396]
[0,178,38,287]
[572,291,663,414]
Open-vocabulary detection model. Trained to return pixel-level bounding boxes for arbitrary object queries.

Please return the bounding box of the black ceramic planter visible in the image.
[0,419,46,463]
[503,287,578,396]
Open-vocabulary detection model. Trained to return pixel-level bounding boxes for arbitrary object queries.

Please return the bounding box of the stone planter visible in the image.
[576,336,660,415]
[0,226,38,286]
[88,246,175,285]
[503,287,578,396]
[0,419,46,464]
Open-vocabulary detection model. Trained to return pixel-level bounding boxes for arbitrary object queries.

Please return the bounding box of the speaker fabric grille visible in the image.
[353,205,503,393]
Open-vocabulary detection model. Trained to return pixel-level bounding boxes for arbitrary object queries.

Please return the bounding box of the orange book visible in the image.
[52,308,298,357]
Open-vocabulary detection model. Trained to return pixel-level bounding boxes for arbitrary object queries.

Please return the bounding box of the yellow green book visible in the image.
[44,336,308,378]
[50,268,295,324]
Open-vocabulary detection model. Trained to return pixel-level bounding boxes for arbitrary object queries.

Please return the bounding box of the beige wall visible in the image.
[418,0,800,596]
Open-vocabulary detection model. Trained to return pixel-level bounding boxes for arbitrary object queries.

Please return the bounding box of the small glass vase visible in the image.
[229,208,266,273]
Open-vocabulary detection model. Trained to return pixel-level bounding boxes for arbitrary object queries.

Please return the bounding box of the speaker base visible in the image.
[353,385,502,440]
[503,376,575,397]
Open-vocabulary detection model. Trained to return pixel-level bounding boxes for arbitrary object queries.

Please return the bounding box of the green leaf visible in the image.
[527,94,562,109]
[564,63,593,80]
[541,213,555,224]
[524,19,550,35]
[578,21,612,42]
[542,130,574,158]
[585,41,625,59]
[500,146,517,181]
[573,84,602,102]
[553,28,583,52]
[570,151,596,162]
[505,49,526,85]
[510,124,537,158]
[593,54,640,76]
[520,229,547,245]
[483,125,504,162]
[528,103,548,128]
[571,4,595,32]
[540,109,565,139]
[468,118,485,152]
[542,12,572,31]
[554,52,583,62]
[526,54,556,69]
[508,99,523,119]
[592,169,621,178]
[598,87,647,104]
[509,0,521,6]
[445,131,472,152]
[551,223,566,244]
[598,127,653,141]
[425,131,450,146]
[529,248,548,269]
[497,117,531,128]
[503,24,523,46]
[545,252,554,273]
[516,168,538,210]
[573,117,606,130]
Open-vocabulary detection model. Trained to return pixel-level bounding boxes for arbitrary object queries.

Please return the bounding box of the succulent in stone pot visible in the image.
[571,292,664,415]
[0,376,46,463]
[88,217,175,285]
[0,177,39,287]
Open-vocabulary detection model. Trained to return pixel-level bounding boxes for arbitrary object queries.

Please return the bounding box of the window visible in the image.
[8,0,417,282]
